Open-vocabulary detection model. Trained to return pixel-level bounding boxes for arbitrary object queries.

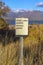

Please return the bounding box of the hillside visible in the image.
[3,10,43,21]
[0,24,43,65]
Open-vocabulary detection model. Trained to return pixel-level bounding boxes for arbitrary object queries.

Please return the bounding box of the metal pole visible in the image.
[19,37,23,65]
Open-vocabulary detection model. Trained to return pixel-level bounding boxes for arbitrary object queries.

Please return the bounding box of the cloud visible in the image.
[36,2,43,7]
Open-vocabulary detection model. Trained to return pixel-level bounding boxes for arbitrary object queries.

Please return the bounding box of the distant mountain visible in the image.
[3,10,43,21]
[13,9,27,13]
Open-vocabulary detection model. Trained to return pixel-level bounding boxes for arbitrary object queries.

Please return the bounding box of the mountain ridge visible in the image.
[4,10,43,21]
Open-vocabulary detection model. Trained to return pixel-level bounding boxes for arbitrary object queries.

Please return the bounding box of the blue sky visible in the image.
[2,0,43,11]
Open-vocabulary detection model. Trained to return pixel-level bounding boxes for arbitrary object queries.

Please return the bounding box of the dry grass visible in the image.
[0,42,19,65]
[0,24,43,65]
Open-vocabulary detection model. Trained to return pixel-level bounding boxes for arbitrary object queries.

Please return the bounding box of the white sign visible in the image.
[15,18,28,36]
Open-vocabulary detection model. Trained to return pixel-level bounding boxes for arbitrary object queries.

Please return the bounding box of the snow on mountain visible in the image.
[12,9,31,13]
[4,9,43,21]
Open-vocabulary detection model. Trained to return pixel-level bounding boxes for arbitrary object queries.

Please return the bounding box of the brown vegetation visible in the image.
[0,24,43,65]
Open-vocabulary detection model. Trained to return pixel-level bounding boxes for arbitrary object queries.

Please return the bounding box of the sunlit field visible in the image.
[0,24,43,65]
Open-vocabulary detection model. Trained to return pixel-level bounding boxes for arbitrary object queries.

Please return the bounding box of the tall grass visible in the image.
[0,24,43,65]
[23,42,43,65]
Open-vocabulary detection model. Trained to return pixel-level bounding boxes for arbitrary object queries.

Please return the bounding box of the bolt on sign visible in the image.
[15,18,28,36]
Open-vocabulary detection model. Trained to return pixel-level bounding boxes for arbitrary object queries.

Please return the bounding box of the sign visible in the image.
[15,18,28,36]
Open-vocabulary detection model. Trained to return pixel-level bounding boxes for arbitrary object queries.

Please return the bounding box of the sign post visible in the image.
[19,37,23,65]
[15,18,28,65]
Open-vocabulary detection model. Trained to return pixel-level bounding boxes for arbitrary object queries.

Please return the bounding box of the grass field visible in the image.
[0,24,43,65]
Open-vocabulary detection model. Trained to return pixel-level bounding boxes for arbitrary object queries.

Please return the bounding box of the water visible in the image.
[29,20,43,24]
[7,20,43,25]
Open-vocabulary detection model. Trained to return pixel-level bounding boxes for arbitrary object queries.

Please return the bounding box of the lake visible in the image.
[7,20,43,25]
